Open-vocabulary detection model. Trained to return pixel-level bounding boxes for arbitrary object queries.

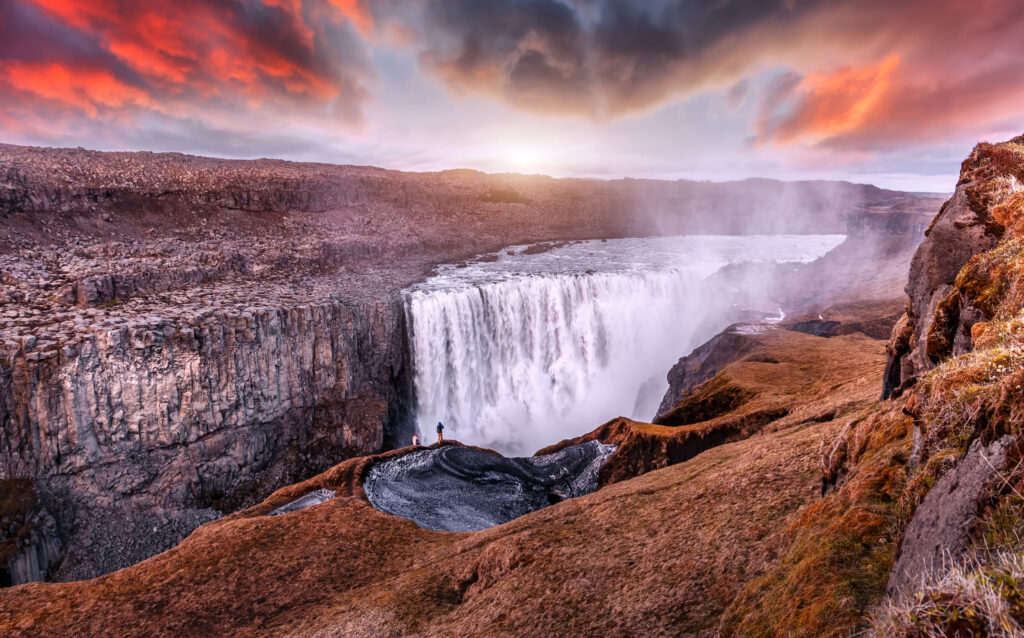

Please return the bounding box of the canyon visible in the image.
[10,134,1023,636]
[0,143,941,589]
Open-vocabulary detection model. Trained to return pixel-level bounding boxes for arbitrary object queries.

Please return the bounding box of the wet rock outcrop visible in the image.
[364,441,616,532]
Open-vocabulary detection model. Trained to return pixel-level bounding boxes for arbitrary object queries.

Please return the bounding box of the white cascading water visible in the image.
[405,234,844,455]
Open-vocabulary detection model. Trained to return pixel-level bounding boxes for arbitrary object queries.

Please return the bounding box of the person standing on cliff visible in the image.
[412,433,419,446]
[436,422,444,443]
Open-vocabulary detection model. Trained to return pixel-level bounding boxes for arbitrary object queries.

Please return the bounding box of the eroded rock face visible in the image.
[883,138,1024,397]
[887,436,1014,594]
[1,480,62,587]
[364,441,616,532]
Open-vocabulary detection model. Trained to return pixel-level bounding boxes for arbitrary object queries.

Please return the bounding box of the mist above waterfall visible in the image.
[405,235,844,455]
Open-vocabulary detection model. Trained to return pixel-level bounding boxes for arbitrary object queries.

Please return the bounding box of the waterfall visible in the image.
[405,235,844,455]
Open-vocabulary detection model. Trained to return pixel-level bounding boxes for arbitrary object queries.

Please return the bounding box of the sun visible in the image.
[503,145,546,173]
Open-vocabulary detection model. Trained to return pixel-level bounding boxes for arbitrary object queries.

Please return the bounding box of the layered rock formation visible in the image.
[2,289,411,580]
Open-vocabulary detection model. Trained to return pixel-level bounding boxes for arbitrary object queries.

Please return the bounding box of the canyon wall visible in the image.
[883,134,1024,398]
[0,292,412,581]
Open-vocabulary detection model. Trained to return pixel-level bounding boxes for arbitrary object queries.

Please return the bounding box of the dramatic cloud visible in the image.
[397,0,1024,148]
[752,0,1024,151]
[406,0,798,115]
[0,0,374,140]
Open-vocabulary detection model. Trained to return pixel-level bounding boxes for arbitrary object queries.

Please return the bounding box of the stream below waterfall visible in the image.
[403,234,844,456]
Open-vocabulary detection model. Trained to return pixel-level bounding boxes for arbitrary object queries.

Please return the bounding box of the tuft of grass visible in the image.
[979,496,1024,551]
[956,238,1024,321]
[869,549,1024,637]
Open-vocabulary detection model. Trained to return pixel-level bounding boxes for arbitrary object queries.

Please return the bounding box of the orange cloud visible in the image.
[327,0,373,33]
[760,55,900,146]
[1,62,155,117]
[6,0,373,128]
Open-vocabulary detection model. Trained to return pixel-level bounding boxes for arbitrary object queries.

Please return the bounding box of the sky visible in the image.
[1,0,1023,192]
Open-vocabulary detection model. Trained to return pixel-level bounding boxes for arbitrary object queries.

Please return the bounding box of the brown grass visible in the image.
[721,403,911,637]
[870,549,1024,637]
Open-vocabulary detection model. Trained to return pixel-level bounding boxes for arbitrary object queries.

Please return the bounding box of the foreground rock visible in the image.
[884,134,1024,397]
[886,435,1014,594]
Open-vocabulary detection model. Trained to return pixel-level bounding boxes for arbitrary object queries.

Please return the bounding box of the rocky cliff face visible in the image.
[0,287,412,581]
[883,134,1024,398]
[0,479,62,587]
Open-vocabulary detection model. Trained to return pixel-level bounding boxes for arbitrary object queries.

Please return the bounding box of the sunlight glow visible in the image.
[502,144,547,174]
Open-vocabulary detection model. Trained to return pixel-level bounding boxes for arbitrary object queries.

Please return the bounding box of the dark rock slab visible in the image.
[1,479,63,587]
[887,435,1014,594]
[789,320,842,337]
[364,441,616,532]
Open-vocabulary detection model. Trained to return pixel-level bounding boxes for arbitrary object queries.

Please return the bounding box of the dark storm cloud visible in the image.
[407,0,820,115]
